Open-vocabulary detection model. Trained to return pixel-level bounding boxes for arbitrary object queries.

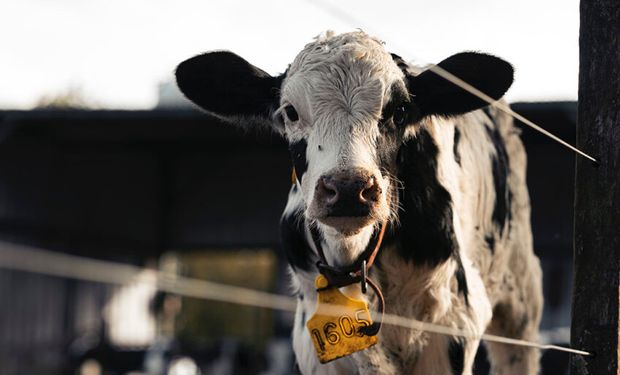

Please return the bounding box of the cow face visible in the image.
[176,31,513,238]
[278,32,408,235]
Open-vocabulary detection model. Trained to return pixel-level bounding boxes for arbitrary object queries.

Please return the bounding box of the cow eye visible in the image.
[393,105,408,126]
[284,105,299,122]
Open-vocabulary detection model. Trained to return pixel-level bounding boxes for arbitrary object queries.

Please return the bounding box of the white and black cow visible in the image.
[176,31,543,375]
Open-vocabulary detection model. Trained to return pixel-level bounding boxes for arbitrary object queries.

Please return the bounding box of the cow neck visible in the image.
[309,220,387,336]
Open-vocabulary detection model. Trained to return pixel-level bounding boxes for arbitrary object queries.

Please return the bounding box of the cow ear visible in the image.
[407,52,513,118]
[176,51,284,129]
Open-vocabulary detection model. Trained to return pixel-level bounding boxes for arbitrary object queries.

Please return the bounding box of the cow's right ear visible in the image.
[175,51,284,130]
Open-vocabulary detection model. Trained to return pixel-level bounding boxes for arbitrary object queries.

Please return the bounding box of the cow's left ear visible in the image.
[176,51,284,130]
[406,52,513,118]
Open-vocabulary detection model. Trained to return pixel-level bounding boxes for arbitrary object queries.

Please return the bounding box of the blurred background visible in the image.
[0,0,579,374]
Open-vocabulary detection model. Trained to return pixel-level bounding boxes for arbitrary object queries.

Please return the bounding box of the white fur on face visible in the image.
[277,31,405,249]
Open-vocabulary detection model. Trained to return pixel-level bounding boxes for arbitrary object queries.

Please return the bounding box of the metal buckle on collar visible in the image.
[359,260,368,294]
[317,257,368,294]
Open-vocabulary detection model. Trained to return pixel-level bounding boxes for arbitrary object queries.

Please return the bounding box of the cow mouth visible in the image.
[318,215,376,235]
[315,203,380,234]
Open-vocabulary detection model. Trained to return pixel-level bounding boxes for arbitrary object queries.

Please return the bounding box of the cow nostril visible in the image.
[360,178,380,203]
[318,177,339,204]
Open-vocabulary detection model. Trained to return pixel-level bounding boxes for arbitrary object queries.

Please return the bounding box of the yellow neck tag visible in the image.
[306,275,378,363]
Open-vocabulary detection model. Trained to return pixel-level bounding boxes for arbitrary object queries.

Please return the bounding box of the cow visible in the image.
[175,30,543,375]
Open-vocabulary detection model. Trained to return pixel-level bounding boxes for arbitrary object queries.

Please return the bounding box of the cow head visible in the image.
[176,31,513,261]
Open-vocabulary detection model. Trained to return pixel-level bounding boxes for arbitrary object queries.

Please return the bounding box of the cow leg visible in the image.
[484,306,541,375]
[484,265,543,375]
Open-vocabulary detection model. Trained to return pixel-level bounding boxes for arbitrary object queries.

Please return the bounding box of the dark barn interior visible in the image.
[0,102,576,374]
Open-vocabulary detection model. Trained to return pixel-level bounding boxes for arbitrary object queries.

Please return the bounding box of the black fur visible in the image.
[485,124,512,234]
[300,309,306,329]
[289,140,308,180]
[454,255,469,306]
[175,51,283,120]
[485,235,496,253]
[395,129,469,303]
[280,208,313,271]
[390,53,409,71]
[453,127,462,166]
[448,338,466,375]
[395,129,460,266]
[379,84,418,131]
[406,52,513,118]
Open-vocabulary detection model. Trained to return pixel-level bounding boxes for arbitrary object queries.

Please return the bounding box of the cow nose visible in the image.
[315,171,381,216]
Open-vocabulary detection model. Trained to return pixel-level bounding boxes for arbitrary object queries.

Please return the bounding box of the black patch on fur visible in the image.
[289,140,308,180]
[386,83,423,128]
[449,338,466,375]
[454,255,469,306]
[485,124,512,234]
[280,210,313,271]
[381,88,410,124]
[453,127,462,166]
[176,51,284,119]
[485,235,495,253]
[300,309,306,329]
[517,314,530,335]
[482,107,493,119]
[395,129,460,266]
[406,52,513,118]
[395,129,469,305]
[390,53,409,71]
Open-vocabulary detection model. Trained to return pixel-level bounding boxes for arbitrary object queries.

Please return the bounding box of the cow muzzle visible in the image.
[312,169,383,233]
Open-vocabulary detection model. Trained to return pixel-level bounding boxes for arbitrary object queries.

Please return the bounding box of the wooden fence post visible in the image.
[571,0,620,374]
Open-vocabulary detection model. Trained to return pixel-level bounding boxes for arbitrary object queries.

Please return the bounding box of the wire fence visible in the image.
[0,241,590,357]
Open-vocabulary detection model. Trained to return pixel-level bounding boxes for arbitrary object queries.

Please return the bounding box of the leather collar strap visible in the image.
[310,221,387,336]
